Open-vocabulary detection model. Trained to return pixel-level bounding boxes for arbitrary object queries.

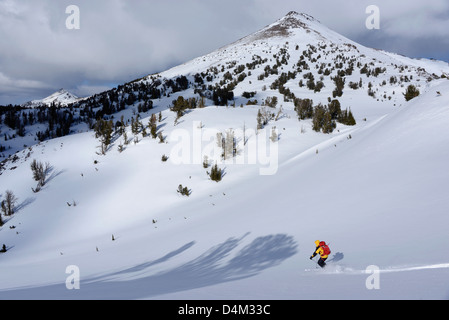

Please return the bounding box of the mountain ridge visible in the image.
[142,10,448,94]
[21,88,80,108]
[1,11,448,161]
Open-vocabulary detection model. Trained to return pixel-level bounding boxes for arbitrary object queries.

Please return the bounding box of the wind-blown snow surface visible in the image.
[1,79,449,300]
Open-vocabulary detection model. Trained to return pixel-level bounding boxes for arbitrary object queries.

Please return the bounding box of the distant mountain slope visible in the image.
[22,89,80,107]
[2,11,448,161]
[147,10,448,93]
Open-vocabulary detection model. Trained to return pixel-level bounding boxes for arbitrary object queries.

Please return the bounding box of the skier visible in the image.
[310,240,331,268]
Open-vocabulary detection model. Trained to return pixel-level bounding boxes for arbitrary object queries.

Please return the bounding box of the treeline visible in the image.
[0,103,76,140]
[0,67,236,145]
[0,77,164,143]
[294,98,355,133]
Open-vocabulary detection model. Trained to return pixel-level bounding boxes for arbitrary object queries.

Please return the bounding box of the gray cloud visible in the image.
[0,0,448,105]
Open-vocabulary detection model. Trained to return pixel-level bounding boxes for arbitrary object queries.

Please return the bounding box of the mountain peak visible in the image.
[276,11,320,28]
[284,11,318,22]
[22,88,79,107]
[56,88,68,94]
[241,11,322,43]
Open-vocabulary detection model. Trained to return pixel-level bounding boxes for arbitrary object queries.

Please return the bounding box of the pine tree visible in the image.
[209,163,223,182]
[198,96,206,108]
[321,111,336,134]
[347,109,356,125]
[94,119,113,155]
[294,98,313,120]
[146,113,158,138]
[339,108,356,126]
[123,130,129,145]
[332,75,345,98]
[177,184,191,196]
[117,115,125,135]
[157,131,165,143]
[102,121,113,152]
[312,104,326,132]
[328,99,342,120]
[404,84,420,101]
[131,115,142,136]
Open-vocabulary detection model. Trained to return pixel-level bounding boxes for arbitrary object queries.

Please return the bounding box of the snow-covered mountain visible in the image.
[1,12,449,300]
[147,10,447,95]
[22,89,80,108]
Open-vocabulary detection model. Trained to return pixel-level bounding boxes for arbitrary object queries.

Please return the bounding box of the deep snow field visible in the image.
[1,79,449,299]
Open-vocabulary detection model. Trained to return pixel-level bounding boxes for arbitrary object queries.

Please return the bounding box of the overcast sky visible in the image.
[1,0,448,105]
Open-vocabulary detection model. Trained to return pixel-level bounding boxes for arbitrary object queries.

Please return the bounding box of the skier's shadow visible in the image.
[327,252,344,263]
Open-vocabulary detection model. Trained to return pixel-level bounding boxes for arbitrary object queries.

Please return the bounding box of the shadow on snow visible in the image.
[0,233,297,300]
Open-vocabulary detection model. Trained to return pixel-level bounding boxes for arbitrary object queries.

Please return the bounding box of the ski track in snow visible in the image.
[305,263,449,275]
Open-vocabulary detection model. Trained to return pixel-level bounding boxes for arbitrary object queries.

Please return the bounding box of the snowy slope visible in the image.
[22,89,80,107]
[1,12,449,300]
[150,11,448,92]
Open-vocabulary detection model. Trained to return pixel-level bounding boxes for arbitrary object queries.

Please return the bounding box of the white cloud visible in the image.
[0,71,52,104]
[73,84,114,98]
[0,0,448,104]
[0,72,50,92]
